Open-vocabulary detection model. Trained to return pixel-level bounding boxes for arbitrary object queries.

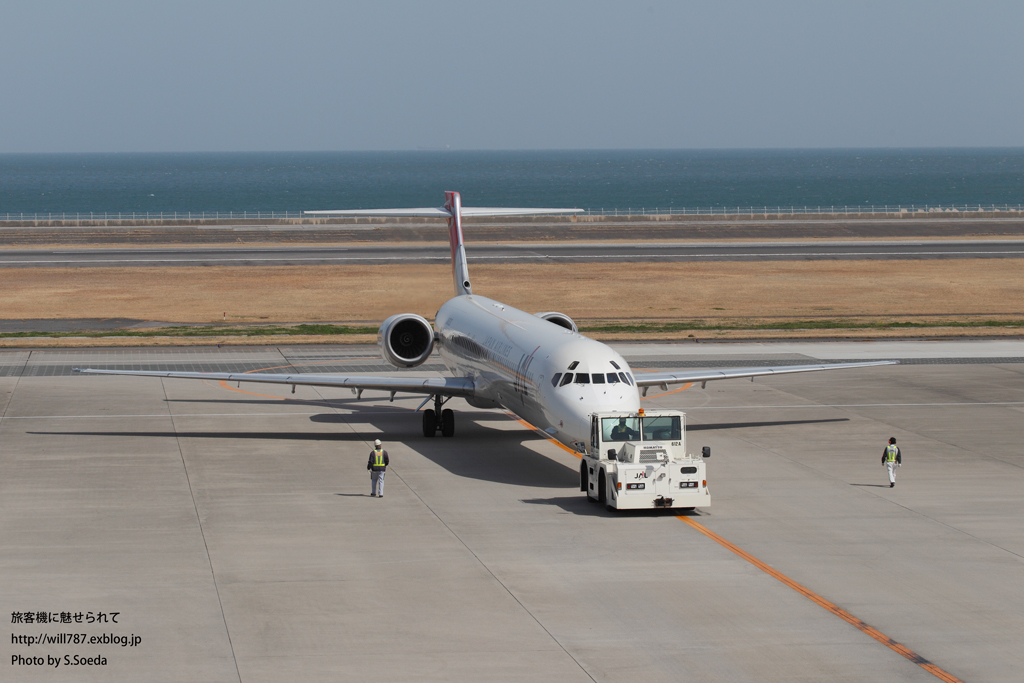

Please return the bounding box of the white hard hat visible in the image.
[374,439,381,446]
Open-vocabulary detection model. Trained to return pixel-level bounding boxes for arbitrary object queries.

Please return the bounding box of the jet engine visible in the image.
[534,311,578,332]
[378,314,435,368]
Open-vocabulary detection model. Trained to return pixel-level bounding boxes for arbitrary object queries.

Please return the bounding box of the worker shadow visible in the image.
[687,418,849,431]
[849,483,891,488]
[520,496,706,518]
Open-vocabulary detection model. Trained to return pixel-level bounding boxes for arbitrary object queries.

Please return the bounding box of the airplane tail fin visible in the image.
[444,191,472,296]
[304,194,583,297]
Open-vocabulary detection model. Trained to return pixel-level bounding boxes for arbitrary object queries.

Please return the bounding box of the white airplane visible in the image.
[78,191,896,453]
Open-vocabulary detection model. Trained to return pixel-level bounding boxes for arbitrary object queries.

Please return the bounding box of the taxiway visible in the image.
[1,239,1023,267]
[2,341,1023,682]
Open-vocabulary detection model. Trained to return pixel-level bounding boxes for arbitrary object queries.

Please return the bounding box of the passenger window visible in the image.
[618,372,630,385]
[574,373,590,384]
[559,373,574,387]
[550,373,562,387]
[592,373,606,384]
[607,373,619,383]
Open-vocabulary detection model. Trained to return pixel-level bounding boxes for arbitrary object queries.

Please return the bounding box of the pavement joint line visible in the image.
[677,516,965,682]
[388,441,598,683]
[0,349,30,426]
[298,382,597,678]
[160,378,243,683]
[727,395,1024,566]
[725,391,1024,559]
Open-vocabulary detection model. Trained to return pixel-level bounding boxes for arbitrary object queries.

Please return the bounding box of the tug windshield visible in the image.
[641,416,682,441]
[602,417,639,442]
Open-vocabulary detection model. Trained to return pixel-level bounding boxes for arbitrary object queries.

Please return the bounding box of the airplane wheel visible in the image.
[422,409,437,437]
[440,409,455,437]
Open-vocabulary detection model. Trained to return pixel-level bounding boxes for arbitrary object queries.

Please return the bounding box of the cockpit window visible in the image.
[574,373,590,384]
[550,373,562,387]
[610,360,621,370]
[606,373,620,383]
[592,373,606,384]
[559,373,574,387]
[567,361,579,370]
[627,373,634,385]
[618,372,631,385]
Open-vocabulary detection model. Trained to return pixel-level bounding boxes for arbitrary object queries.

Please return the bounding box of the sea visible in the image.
[1,149,1022,215]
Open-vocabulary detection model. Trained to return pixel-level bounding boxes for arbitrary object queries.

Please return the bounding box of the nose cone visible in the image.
[548,373,640,446]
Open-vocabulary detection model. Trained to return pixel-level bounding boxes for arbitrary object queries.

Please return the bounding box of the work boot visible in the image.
[890,483,895,488]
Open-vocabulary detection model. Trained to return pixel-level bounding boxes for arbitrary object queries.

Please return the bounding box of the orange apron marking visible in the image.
[506,412,581,458]
[642,382,693,400]
[677,516,964,683]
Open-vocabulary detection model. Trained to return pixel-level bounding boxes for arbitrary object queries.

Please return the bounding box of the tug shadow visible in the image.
[520,496,705,518]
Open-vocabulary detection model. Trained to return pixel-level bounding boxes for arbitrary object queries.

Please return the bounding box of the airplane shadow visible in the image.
[687,418,849,431]
[27,409,577,489]
[412,420,579,489]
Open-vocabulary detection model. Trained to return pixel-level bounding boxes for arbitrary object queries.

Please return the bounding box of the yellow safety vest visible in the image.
[373,449,385,468]
[885,445,898,462]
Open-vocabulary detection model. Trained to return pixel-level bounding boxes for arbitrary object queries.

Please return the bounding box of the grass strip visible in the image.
[0,323,378,339]
[580,319,1024,333]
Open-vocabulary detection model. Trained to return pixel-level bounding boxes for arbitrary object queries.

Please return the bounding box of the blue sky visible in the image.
[2,1,1022,152]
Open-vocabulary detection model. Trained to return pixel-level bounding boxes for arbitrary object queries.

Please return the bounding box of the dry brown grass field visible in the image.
[1,259,1022,348]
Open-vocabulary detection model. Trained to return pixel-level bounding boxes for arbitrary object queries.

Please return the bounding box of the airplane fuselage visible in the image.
[435,295,639,451]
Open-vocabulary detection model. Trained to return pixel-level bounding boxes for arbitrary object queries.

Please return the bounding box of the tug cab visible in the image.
[581,409,711,511]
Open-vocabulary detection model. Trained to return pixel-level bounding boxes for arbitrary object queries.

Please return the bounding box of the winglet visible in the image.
[444,191,472,296]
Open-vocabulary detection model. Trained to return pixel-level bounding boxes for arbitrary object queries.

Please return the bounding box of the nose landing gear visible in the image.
[422,395,455,437]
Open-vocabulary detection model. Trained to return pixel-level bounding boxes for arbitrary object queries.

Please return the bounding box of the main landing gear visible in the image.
[422,394,455,438]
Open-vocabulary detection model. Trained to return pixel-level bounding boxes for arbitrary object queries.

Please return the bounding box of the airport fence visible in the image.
[1,205,1023,222]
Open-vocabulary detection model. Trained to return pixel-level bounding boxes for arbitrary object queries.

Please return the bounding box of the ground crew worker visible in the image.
[882,437,902,487]
[367,439,389,497]
[610,418,637,441]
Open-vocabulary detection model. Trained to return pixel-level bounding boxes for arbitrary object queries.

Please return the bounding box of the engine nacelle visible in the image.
[534,311,578,332]
[378,313,435,368]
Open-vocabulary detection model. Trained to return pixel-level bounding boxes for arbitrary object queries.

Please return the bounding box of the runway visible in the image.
[2,239,1024,267]
[3,340,1023,681]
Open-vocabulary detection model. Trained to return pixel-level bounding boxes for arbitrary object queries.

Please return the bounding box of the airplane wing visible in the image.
[73,369,475,398]
[303,207,582,217]
[633,360,898,394]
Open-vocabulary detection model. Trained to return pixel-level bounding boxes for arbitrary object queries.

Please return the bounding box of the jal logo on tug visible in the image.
[633,471,648,479]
